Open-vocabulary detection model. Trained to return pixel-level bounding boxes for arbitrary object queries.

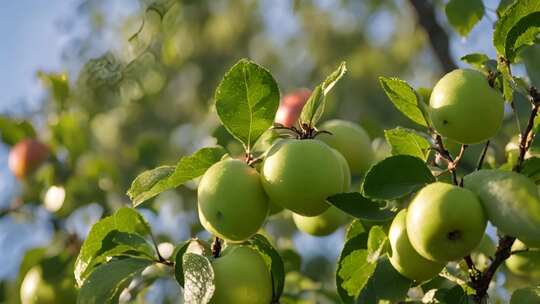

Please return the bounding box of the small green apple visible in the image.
[389,210,445,282]
[8,139,49,179]
[407,182,487,262]
[261,139,343,216]
[505,239,540,279]
[210,245,272,304]
[292,206,349,236]
[318,119,374,175]
[429,69,504,144]
[464,169,540,247]
[198,159,269,242]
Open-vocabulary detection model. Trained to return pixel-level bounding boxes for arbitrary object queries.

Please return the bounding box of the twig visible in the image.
[407,0,458,73]
[211,236,222,258]
[475,141,490,171]
[514,88,540,172]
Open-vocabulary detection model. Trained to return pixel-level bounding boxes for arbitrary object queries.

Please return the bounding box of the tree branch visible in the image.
[407,0,458,73]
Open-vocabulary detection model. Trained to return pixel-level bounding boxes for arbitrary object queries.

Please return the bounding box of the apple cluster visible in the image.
[387,69,540,284]
[196,90,375,302]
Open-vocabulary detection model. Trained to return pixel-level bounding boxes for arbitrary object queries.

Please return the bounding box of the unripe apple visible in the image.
[429,69,504,144]
[261,139,343,216]
[8,139,49,179]
[292,206,349,236]
[331,148,351,192]
[318,119,374,175]
[389,210,445,282]
[505,240,540,279]
[274,89,311,127]
[198,159,269,242]
[20,266,76,304]
[464,169,540,247]
[210,245,272,304]
[407,182,487,262]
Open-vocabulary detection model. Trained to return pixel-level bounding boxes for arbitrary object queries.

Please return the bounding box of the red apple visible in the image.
[8,139,49,179]
[274,89,311,127]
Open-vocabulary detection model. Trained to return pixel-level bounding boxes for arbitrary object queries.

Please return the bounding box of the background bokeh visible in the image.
[1,0,538,303]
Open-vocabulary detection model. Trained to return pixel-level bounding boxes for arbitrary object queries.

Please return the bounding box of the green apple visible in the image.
[406,182,487,262]
[464,169,540,247]
[318,119,374,175]
[331,148,351,192]
[429,69,504,144]
[389,210,445,282]
[505,239,540,279]
[198,159,269,242]
[20,266,76,304]
[292,206,348,236]
[510,287,540,304]
[8,139,49,179]
[210,245,272,304]
[268,201,284,215]
[261,139,343,216]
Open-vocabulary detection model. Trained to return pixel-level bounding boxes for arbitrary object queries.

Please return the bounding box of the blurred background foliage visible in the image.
[1,0,538,303]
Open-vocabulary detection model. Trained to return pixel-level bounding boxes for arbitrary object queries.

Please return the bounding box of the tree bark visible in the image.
[407,0,458,73]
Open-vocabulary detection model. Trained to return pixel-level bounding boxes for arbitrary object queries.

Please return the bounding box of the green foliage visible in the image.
[379,77,428,127]
[299,62,347,127]
[0,117,35,146]
[215,59,279,151]
[247,234,285,302]
[362,155,435,200]
[493,0,540,61]
[327,192,395,223]
[77,258,153,304]
[182,253,215,304]
[384,127,431,160]
[75,208,153,287]
[445,0,484,37]
[127,146,227,206]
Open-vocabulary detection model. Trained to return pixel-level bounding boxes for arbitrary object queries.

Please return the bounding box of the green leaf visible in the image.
[521,157,540,184]
[77,258,152,304]
[430,285,474,304]
[336,233,376,304]
[384,127,431,160]
[248,234,285,301]
[445,0,484,37]
[183,253,215,304]
[505,12,540,61]
[379,77,428,127]
[511,286,540,304]
[215,59,280,150]
[460,53,491,69]
[75,208,152,287]
[522,45,540,88]
[0,117,36,146]
[300,62,347,126]
[173,241,191,287]
[493,0,540,60]
[327,192,396,223]
[367,226,387,263]
[128,146,227,206]
[358,258,412,303]
[345,220,366,241]
[362,155,435,200]
[38,71,70,109]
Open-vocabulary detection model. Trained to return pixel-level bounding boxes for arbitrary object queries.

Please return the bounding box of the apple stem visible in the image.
[211,236,222,258]
[475,141,490,171]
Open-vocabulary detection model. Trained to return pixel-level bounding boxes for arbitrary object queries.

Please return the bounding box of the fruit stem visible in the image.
[475,141,490,171]
[211,236,222,258]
